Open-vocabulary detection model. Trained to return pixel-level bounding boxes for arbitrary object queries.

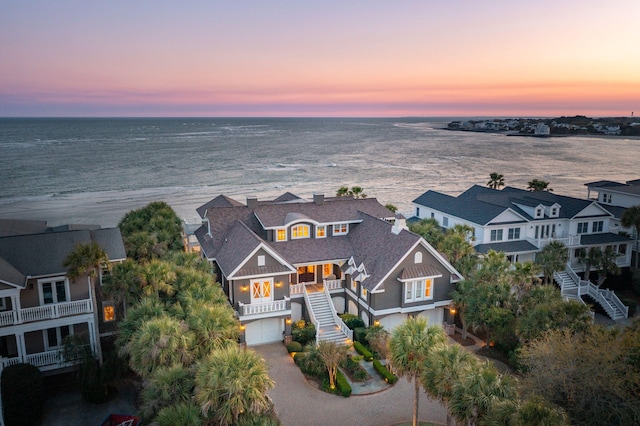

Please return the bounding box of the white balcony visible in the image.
[0,299,92,327]
[239,297,290,318]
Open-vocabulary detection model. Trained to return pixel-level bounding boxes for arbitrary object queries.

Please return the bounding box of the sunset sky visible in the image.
[1,1,639,117]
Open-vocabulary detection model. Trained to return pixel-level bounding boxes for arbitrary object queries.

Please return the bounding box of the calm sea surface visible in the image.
[1,117,639,227]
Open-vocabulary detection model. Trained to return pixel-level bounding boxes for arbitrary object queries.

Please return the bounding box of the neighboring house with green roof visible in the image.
[0,220,125,376]
[195,194,462,346]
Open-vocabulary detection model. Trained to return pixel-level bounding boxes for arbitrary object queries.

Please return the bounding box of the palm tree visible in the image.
[155,403,203,426]
[116,296,167,351]
[141,364,195,420]
[409,218,444,248]
[316,341,348,389]
[527,179,553,192]
[63,241,111,364]
[336,186,350,197]
[389,317,447,426]
[142,259,177,299]
[126,315,194,378]
[535,241,569,284]
[621,205,640,269]
[195,346,274,426]
[578,247,602,282]
[451,279,474,340]
[596,245,620,286]
[487,173,505,189]
[102,258,143,320]
[449,361,517,425]
[422,343,479,426]
[438,228,476,277]
[350,186,367,199]
[184,302,239,359]
[510,261,541,302]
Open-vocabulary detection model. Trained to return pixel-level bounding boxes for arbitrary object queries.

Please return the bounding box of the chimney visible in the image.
[313,194,324,205]
[246,196,258,209]
[391,214,407,235]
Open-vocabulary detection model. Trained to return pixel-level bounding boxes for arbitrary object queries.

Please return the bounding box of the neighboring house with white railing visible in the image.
[413,185,632,271]
[195,193,462,346]
[0,220,125,377]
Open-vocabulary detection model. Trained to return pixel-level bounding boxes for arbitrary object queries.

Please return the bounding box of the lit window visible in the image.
[404,279,433,303]
[292,225,310,239]
[352,280,357,290]
[276,229,287,241]
[103,303,116,322]
[333,224,348,235]
[323,263,332,277]
[316,226,326,238]
[361,286,367,298]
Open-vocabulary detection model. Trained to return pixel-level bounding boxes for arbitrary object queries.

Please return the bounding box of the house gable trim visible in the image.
[227,243,295,279]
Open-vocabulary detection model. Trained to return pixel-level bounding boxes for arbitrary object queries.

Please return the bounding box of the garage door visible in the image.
[418,308,443,327]
[379,313,407,332]
[245,318,283,346]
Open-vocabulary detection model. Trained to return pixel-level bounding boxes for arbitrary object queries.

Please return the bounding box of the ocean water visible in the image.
[1,117,639,227]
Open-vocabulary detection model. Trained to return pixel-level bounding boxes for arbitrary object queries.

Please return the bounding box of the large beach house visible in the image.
[413,185,632,319]
[194,193,462,346]
[0,220,126,376]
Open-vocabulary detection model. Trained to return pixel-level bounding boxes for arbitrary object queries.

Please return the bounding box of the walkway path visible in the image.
[254,343,447,426]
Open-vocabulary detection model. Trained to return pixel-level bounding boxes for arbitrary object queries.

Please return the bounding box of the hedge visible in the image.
[286,341,303,353]
[353,327,367,343]
[373,359,398,384]
[336,370,352,397]
[1,363,45,426]
[353,341,373,361]
[339,313,365,330]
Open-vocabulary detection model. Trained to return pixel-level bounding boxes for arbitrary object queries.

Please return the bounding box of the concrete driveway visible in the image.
[253,343,447,426]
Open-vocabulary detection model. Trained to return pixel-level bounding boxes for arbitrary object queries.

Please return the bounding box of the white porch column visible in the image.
[16,332,26,363]
[87,276,103,364]
[13,294,23,324]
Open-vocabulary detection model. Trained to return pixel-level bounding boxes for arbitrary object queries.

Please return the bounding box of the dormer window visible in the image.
[551,207,558,217]
[276,229,287,241]
[316,226,326,238]
[535,207,543,218]
[292,224,310,239]
[333,224,348,236]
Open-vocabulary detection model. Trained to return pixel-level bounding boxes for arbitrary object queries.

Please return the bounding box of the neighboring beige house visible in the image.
[0,220,126,376]
[195,193,462,346]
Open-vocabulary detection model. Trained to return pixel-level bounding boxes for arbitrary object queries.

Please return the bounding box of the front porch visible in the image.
[290,278,345,297]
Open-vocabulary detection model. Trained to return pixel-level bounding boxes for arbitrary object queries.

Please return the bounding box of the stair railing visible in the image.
[303,287,320,344]
[324,285,353,343]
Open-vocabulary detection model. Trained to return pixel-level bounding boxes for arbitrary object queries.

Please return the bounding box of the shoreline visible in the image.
[442,127,640,140]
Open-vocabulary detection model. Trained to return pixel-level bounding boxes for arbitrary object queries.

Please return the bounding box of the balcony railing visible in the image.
[526,234,581,249]
[323,278,344,291]
[239,298,289,316]
[1,299,92,327]
[289,284,305,295]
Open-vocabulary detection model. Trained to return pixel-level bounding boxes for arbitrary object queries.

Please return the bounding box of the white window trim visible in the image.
[577,222,588,234]
[275,228,287,242]
[44,325,73,351]
[257,255,266,267]
[292,224,310,239]
[316,226,327,238]
[37,276,69,305]
[333,223,348,236]
[490,229,503,242]
[414,252,423,264]
[404,278,434,303]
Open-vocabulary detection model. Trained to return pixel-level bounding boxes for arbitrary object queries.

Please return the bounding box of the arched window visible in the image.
[414,252,423,264]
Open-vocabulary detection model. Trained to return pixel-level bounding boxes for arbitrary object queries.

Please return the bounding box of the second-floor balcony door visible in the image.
[251,278,273,304]
[41,279,68,305]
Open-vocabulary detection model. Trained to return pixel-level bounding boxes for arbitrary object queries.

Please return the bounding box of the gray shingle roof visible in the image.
[215,221,267,277]
[0,227,125,283]
[398,264,443,281]
[580,233,632,245]
[196,195,244,217]
[474,240,539,254]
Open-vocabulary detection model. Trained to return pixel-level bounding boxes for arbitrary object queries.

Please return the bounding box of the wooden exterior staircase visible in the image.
[303,286,352,345]
[554,265,628,320]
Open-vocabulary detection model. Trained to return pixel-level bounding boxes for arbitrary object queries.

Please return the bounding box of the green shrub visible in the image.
[622,298,637,316]
[342,355,370,382]
[372,359,398,384]
[353,341,373,361]
[292,321,316,345]
[1,363,45,426]
[286,341,303,353]
[339,313,365,330]
[336,370,352,397]
[353,327,367,343]
[293,351,306,366]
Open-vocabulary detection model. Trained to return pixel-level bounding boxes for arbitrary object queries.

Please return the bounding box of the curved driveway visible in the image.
[254,343,447,426]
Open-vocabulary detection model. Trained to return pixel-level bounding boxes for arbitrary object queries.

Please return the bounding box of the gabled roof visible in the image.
[415,185,614,224]
[0,227,126,283]
[273,192,304,202]
[196,195,244,217]
[585,179,640,196]
[215,221,269,278]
